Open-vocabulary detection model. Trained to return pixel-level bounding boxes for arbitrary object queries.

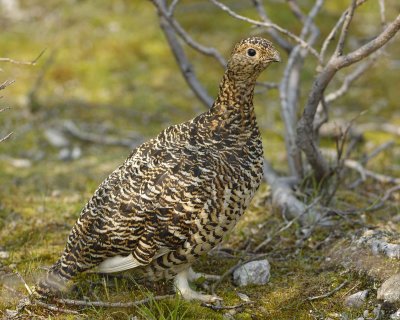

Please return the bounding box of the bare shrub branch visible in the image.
[209,0,321,61]
[0,49,46,66]
[320,0,367,64]
[0,81,15,143]
[296,14,400,181]
[0,79,15,91]
[325,51,382,104]
[335,0,357,57]
[279,0,323,178]
[379,0,386,27]
[55,294,174,308]
[152,0,226,67]
[251,0,293,53]
[152,0,214,107]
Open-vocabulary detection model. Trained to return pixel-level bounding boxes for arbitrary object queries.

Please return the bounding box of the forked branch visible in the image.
[152,0,214,107]
[209,0,321,61]
[297,13,400,181]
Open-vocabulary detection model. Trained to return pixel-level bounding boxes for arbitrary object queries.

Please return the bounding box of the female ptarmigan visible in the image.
[36,37,280,303]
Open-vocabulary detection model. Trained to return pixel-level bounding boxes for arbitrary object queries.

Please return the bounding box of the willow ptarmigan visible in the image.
[36,37,280,303]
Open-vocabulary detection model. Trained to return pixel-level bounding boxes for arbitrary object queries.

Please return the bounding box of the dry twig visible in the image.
[56,294,174,308]
[0,80,15,91]
[209,0,321,60]
[0,49,46,66]
[296,13,400,181]
[33,300,80,315]
[279,0,323,177]
[325,51,382,104]
[251,0,293,53]
[152,0,214,107]
[307,280,349,301]
[345,159,400,185]
[201,301,253,311]
[63,120,141,147]
[152,0,226,67]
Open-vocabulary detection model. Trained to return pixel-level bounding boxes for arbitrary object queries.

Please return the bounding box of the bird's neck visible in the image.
[209,71,258,131]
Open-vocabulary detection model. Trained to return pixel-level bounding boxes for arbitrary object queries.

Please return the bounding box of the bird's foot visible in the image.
[174,269,223,303]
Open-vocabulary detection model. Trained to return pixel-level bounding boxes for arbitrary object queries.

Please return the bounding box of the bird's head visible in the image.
[226,37,280,82]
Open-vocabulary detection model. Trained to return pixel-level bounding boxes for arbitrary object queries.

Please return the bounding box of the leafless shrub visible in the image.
[150,0,400,223]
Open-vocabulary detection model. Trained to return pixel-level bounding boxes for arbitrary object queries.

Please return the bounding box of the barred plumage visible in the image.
[36,37,280,302]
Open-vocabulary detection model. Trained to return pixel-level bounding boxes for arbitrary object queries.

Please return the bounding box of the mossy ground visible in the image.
[1,1,399,319]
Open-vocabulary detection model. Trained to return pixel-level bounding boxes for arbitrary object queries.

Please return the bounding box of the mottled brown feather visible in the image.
[36,37,280,297]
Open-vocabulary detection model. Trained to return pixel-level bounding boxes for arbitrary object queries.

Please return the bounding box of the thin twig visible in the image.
[14,270,33,296]
[254,210,303,252]
[345,159,400,185]
[325,51,382,104]
[168,0,180,14]
[320,0,367,64]
[361,140,394,165]
[0,49,46,65]
[209,0,321,61]
[0,132,13,143]
[307,280,349,301]
[251,0,293,53]
[201,301,253,311]
[279,0,322,177]
[0,80,15,90]
[152,0,226,67]
[286,0,306,22]
[296,14,400,182]
[152,0,214,107]
[335,0,357,57]
[33,300,80,315]
[378,0,386,27]
[56,294,174,308]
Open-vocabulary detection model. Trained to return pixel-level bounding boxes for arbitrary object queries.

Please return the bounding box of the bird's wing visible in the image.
[78,139,219,274]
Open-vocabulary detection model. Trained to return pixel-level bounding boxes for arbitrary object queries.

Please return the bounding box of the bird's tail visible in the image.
[34,260,70,299]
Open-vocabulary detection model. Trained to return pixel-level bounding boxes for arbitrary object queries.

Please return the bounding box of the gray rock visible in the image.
[377,274,400,303]
[357,230,400,259]
[344,290,369,308]
[0,251,9,259]
[58,146,81,161]
[391,309,400,320]
[233,259,270,287]
[44,128,70,147]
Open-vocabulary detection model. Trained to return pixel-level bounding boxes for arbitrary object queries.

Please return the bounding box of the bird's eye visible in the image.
[247,48,257,57]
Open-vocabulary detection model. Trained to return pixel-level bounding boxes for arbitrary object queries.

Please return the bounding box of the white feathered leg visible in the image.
[187,267,221,282]
[174,268,222,303]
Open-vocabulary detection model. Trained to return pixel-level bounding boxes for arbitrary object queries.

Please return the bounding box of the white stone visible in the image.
[0,251,9,259]
[377,274,400,303]
[390,309,400,320]
[344,290,369,308]
[44,128,70,148]
[233,259,270,287]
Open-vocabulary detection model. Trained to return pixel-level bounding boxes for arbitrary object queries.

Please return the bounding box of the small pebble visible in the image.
[233,259,270,287]
[344,290,368,308]
[391,309,400,320]
[0,251,9,259]
[44,128,70,147]
[377,274,400,303]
